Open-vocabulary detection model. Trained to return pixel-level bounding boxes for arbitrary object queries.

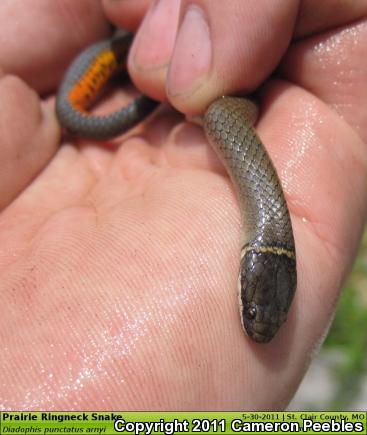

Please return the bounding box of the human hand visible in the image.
[1,0,366,410]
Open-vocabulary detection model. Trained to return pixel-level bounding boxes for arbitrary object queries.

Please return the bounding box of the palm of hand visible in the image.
[3,96,263,408]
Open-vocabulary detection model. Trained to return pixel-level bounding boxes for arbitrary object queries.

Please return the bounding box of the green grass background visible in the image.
[321,230,367,410]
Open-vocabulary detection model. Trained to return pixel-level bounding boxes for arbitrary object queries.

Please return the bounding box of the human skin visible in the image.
[0,0,366,409]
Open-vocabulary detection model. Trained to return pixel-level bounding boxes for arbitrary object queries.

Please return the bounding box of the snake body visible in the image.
[56,33,297,343]
[204,98,296,343]
[56,33,158,139]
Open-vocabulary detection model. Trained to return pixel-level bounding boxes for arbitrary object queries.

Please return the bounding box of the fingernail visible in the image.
[132,0,180,70]
[167,4,212,96]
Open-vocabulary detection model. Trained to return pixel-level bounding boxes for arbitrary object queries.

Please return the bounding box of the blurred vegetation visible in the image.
[322,230,367,410]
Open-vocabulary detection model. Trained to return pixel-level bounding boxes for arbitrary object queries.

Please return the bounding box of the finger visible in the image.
[128,0,299,113]
[0,74,60,210]
[281,18,367,143]
[103,0,172,102]
[127,0,181,102]
[102,0,152,31]
[296,0,367,38]
[0,0,110,93]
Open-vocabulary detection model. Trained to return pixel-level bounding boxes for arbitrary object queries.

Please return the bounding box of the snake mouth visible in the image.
[247,330,273,344]
[241,302,287,344]
[243,320,279,344]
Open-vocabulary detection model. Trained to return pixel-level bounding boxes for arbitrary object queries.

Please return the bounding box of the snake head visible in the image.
[238,247,296,343]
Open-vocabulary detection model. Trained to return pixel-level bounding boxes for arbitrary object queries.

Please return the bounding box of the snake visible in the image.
[56,32,297,343]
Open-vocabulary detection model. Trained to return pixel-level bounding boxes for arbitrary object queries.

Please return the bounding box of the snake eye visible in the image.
[246,306,257,320]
